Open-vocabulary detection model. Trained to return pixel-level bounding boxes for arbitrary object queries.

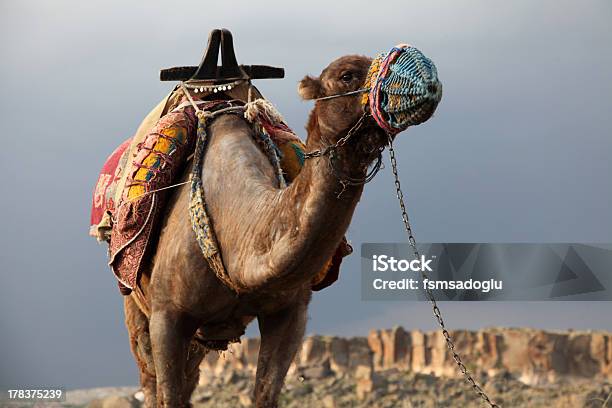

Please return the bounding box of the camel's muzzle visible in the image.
[362,45,442,134]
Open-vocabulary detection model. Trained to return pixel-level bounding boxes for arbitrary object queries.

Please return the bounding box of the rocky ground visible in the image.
[14,371,610,408]
[187,369,612,408]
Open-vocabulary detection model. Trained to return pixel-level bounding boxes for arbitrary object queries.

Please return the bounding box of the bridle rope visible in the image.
[313,88,369,101]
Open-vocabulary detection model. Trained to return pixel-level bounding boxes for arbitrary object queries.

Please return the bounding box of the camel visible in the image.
[123,54,419,408]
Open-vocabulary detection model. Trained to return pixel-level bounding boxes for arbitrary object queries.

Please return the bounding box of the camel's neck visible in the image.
[203,113,371,292]
[262,115,366,289]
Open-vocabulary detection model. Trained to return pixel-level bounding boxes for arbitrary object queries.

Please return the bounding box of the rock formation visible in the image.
[77,328,611,408]
[200,327,612,389]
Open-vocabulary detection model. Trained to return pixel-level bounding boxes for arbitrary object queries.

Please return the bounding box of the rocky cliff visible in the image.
[59,328,611,408]
[200,327,612,388]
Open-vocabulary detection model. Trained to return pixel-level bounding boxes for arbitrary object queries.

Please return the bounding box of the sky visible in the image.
[0,0,611,390]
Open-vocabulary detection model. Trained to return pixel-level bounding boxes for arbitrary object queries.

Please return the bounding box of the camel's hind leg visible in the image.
[124,295,157,408]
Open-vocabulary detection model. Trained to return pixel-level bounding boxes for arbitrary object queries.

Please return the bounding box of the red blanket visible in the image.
[90,138,131,239]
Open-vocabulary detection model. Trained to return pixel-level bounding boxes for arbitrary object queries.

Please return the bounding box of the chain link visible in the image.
[303,113,384,193]
[387,134,500,408]
[303,113,369,160]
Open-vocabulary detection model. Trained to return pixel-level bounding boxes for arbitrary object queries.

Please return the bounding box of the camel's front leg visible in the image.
[149,308,196,408]
[254,293,310,408]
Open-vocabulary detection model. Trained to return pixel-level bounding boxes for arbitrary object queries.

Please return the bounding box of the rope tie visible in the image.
[181,82,202,113]
[188,97,242,293]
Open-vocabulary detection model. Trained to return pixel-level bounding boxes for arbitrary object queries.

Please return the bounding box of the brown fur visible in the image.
[123,55,388,408]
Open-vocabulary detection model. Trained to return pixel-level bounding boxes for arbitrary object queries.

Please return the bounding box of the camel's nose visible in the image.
[412,78,442,102]
[422,78,443,107]
[413,78,443,125]
[427,82,440,96]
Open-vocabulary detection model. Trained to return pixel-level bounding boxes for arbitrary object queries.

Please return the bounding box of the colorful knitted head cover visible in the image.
[362,44,442,134]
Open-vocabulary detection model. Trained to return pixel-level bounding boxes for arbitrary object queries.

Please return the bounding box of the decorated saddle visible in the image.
[90,85,351,295]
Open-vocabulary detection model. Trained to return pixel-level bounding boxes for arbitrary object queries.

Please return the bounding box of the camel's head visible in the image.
[299,47,442,142]
[299,55,374,138]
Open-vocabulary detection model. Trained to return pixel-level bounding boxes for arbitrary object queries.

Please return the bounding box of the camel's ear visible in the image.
[298,75,322,100]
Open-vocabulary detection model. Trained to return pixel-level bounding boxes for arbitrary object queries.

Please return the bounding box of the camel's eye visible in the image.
[340,72,353,83]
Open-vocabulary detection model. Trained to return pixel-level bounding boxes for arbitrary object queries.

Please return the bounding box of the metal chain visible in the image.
[301,110,499,406]
[303,113,386,193]
[387,134,500,408]
[329,149,383,186]
[303,113,369,160]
